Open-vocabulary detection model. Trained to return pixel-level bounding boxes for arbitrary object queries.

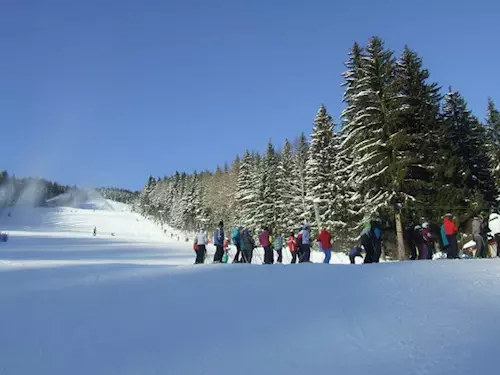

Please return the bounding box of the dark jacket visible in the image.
[241,229,255,251]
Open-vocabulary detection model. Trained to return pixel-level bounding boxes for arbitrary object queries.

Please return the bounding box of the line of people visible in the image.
[407,212,500,260]
[193,223,336,265]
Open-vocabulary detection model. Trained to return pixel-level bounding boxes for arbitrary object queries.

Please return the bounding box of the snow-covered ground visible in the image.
[1,202,500,374]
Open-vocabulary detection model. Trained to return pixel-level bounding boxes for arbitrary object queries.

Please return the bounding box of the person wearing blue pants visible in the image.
[317,227,332,264]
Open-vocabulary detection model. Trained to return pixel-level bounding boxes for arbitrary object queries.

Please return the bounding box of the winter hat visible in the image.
[422,222,429,229]
[218,221,224,227]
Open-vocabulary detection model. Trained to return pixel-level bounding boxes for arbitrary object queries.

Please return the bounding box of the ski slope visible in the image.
[1,202,500,374]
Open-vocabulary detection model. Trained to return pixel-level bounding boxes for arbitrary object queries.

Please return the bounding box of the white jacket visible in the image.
[197,231,208,245]
[489,213,500,235]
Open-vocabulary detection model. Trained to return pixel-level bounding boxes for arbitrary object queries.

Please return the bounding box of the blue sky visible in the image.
[1,0,499,190]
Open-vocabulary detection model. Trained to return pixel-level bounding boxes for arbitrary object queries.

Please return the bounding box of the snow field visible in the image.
[1,202,500,374]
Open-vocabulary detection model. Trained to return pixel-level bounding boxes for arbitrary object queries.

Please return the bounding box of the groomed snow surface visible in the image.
[1,201,500,375]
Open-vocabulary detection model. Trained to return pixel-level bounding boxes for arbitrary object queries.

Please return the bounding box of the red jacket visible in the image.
[287,236,297,252]
[317,230,332,250]
[443,217,458,235]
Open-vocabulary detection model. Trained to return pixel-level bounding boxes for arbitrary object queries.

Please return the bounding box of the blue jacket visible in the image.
[213,227,224,246]
[232,227,241,245]
[440,225,449,247]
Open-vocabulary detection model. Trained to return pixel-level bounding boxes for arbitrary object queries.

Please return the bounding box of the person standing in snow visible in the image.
[299,224,311,263]
[240,228,255,263]
[287,232,299,264]
[93,226,97,236]
[422,222,434,259]
[317,227,332,264]
[413,225,428,260]
[273,232,284,264]
[232,225,242,263]
[260,226,273,264]
[472,214,487,258]
[440,222,449,254]
[489,212,500,257]
[195,229,208,264]
[443,214,459,259]
[371,220,383,263]
[213,221,225,263]
[360,223,375,264]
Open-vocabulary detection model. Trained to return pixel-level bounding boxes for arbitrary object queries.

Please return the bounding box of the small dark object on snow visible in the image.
[0,233,8,242]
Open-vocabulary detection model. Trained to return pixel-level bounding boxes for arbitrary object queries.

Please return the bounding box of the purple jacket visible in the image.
[259,231,270,247]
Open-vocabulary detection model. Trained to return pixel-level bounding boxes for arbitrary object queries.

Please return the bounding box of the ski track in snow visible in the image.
[1,202,500,374]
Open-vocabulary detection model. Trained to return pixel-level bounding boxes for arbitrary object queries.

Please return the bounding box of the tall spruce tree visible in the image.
[236,151,258,231]
[341,37,400,225]
[255,141,280,231]
[393,46,442,222]
[293,133,311,227]
[440,90,498,216]
[306,105,335,230]
[276,139,296,234]
[486,99,500,189]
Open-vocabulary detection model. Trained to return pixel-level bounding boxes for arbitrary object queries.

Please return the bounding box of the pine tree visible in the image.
[329,130,361,247]
[341,37,399,225]
[486,99,500,189]
[293,133,311,227]
[393,46,442,222]
[276,139,296,234]
[306,105,335,231]
[138,176,157,217]
[236,150,258,231]
[254,141,280,231]
[440,90,498,216]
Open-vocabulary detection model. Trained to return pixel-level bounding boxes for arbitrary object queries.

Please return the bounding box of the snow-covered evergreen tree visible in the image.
[393,46,442,221]
[440,90,498,214]
[341,37,399,225]
[276,139,297,234]
[235,150,258,231]
[138,176,157,217]
[306,105,335,231]
[292,133,311,228]
[254,141,280,231]
[486,99,500,189]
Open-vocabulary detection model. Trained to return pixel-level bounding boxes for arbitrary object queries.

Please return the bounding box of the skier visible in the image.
[93,226,97,236]
[443,214,459,259]
[273,232,283,263]
[317,227,332,264]
[287,232,299,263]
[195,229,208,264]
[232,225,242,263]
[349,246,363,264]
[299,224,311,263]
[213,221,225,263]
[472,215,486,258]
[422,222,434,260]
[489,212,500,257]
[240,228,255,263]
[260,227,273,264]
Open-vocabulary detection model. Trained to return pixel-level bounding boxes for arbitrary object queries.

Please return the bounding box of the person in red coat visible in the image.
[317,228,332,264]
[287,232,299,264]
[443,214,459,259]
